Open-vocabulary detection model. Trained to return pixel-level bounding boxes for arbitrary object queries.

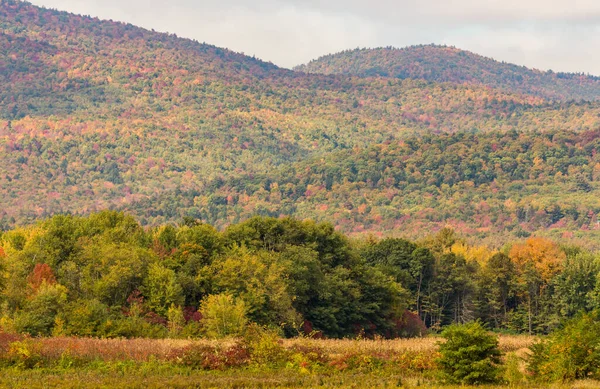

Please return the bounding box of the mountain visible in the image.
[295,46,600,102]
[2,1,600,243]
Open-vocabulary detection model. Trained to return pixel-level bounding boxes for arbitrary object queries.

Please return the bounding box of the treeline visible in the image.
[0,211,599,339]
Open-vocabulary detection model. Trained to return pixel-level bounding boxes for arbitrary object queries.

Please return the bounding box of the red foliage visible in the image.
[395,310,428,338]
[144,312,167,326]
[302,320,323,339]
[167,343,250,370]
[183,307,202,323]
[27,263,56,293]
[126,289,144,306]
[0,332,23,353]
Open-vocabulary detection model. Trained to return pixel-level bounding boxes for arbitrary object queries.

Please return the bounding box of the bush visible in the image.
[396,310,428,338]
[528,311,600,382]
[199,294,248,339]
[504,352,525,387]
[243,324,288,367]
[6,339,43,369]
[167,304,185,338]
[55,299,110,336]
[436,321,502,384]
[167,343,249,370]
[100,316,168,339]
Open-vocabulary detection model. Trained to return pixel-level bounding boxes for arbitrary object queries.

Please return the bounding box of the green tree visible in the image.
[555,253,600,316]
[142,263,184,317]
[475,253,517,329]
[436,321,502,385]
[75,242,152,307]
[13,282,68,336]
[56,299,110,336]
[210,246,300,330]
[199,293,248,338]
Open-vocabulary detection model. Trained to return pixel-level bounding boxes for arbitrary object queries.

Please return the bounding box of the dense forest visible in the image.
[296,46,600,101]
[161,129,600,245]
[2,1,600,244]
[0,211,598,338]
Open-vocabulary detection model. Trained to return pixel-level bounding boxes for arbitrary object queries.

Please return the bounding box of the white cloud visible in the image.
[27,0,600,74]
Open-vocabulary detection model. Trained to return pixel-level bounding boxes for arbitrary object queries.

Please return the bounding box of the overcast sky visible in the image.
[28,0,600,75]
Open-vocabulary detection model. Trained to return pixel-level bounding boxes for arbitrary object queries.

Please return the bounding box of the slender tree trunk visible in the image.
[528,295,532,335]
[416,274,422,317]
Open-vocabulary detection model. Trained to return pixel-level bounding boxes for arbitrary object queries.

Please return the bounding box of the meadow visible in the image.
[0,332,573,389]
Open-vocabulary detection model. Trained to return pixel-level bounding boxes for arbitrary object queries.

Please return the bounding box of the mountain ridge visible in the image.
[295,45,600,101]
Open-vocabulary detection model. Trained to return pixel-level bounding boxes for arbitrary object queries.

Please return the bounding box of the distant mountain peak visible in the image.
[296,45,600,101]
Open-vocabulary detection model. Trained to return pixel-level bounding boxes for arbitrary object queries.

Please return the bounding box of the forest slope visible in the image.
[139,129,600,244]
[1,1,600,242]
[296,46,600,101]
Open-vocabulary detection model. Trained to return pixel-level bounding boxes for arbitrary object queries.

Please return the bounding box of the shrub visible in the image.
[288,344,329,366]
[504,352,525,387]
[329,352,386,372]
[396,310,428,338]
[436,321,502,384]
[180,321,203,338]
[0,332,22,353]
[243,324,288,367]
[167,304,185,337]
[55,299,110,336]
[167,343,249,370]
[199,294,248,339]
[6,339,43,369]
[100,316,168,339]
[528,311,600,382]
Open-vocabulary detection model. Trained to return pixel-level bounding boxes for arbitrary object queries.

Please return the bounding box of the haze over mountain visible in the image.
[296,46,600,102]
[2,0,600,244]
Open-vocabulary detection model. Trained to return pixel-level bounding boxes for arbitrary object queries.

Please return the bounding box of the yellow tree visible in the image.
[509,237,565,333]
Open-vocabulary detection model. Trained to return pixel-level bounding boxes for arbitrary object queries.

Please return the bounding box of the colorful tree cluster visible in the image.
[0,212,598,338]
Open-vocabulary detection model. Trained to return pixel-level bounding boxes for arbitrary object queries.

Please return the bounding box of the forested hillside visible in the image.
[2,1,600,243]
[296,46,600,101]
[168,129,600,244]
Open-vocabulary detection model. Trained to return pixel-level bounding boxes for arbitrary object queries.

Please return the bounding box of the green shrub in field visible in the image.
[199,293,248,339]
[436,321,502,384]
[101,315,168,339]
[528,311,600,382]
[54,299,110,336]
[167,304,185,338]
[286,344,330,373]
[243,324,288,367]
[503,352,525,387]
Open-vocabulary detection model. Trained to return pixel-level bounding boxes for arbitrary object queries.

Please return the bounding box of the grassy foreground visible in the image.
[0,334,596,388]
[3,369,600,389]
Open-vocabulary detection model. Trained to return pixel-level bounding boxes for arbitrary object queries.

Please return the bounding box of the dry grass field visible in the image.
[0,333,549,388]
[0,333,537,363]
[284,334,536,355]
